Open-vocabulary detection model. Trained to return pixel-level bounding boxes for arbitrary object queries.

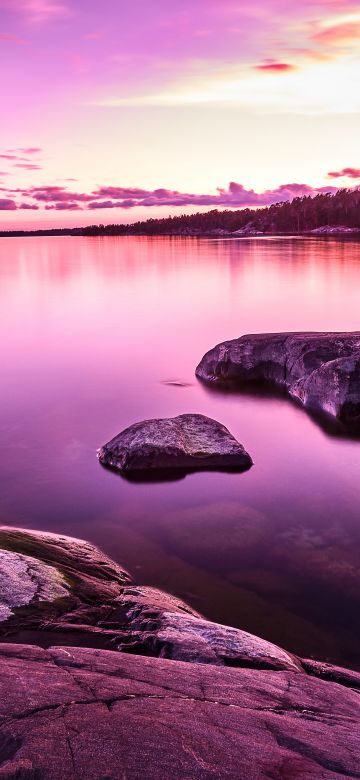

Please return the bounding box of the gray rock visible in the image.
[196,332,360,426]
[0,550,69,623]
[309,225,360,234]
[0,643,358,779]
[119,599,302,670]
[0,527,130,644]
[0,530,318,674]
[97,413,252,474]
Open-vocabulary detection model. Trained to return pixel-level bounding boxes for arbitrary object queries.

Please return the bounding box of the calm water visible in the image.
[1,235,360,668]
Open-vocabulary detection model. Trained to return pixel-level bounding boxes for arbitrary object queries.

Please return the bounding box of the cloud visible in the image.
[1,178,345,212]
[46,201,82,210]
[19,202,39,209]
[17,1,71,23]
[328,167,360,178]
[8,147,42,154]
[0,154,27,161]
[311,21,360,45]
[254,62,296,72]
[95,55,360,113]
[94,187,153,199]
[86,181,338,210]
[0,33,27,44]
[0,199,17,210]
[26,186,92,201]
[0,149,41,165]
[13,163,42,170]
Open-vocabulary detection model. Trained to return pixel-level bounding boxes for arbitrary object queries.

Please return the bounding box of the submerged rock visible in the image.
[196,332,360,426]
[97,413,252,474]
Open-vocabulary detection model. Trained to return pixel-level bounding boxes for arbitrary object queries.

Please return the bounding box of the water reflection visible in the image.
[0,235,360,668]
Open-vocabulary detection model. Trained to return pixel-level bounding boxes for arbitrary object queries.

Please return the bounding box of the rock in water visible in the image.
[196,332,360,427]
[97,413,252,474]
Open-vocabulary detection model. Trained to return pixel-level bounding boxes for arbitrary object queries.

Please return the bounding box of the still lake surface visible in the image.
[1,235,360,668]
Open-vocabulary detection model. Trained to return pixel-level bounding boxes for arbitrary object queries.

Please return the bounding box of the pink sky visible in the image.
[1,0,360,227]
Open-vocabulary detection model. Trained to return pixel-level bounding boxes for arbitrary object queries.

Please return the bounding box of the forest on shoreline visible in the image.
[1,188,360,237]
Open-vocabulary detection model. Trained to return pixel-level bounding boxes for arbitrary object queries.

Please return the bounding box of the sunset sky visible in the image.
[1,0,360,227]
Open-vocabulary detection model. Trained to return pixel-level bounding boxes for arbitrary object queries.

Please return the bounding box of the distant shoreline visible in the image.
[1,228,360,239]
[1,189,360,238]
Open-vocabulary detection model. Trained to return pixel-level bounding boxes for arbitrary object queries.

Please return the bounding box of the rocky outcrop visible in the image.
[309,225,360,235]
[0,550,68,623]
[0,532,301,671]
[97,413,252,475]
[196,332,360,427]
[0,528,359,777]
[0,643,359,779]
[118,595,302,670]
[0,527,131,646]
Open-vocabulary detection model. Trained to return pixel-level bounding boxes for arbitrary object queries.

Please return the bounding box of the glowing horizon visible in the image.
[1,0,360,228]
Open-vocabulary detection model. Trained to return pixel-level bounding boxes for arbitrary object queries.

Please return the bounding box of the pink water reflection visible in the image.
[1,236,360,667]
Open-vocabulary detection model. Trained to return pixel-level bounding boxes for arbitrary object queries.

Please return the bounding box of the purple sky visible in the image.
[1,0,359,226]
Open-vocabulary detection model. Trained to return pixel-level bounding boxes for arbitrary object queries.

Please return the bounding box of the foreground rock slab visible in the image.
[196,332,360,427]
[97,413,252,475]
[0,643,359,779]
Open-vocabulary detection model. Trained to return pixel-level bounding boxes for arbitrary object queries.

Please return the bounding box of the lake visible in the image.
[1,235,359,669]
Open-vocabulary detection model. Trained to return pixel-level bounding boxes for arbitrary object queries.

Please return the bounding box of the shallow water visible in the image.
[1,235,360,668]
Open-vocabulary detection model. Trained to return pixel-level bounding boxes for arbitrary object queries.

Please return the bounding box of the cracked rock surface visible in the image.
[196,332,360,427]
[0,643,359,779]
[0,528,359,777]
[97,413,252,474]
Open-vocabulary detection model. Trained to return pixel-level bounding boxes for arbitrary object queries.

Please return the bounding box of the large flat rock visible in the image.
[97,413,252,475]
[196,332,360,427]
[0,529,359,777]
[0,643,358,779]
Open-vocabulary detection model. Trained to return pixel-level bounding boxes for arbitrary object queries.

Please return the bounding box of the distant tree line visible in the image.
[1,188,360,237]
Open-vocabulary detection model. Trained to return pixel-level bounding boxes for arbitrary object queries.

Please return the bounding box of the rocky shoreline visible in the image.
[196,332,360,429]
[0,527,359,778]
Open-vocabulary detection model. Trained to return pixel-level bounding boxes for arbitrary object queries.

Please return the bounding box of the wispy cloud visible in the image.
[328,167,360,178]
[0,154,28,161]
[94,55,360,113]
[0,32,27,44]
[0,0,71,23]
[311,20,360,45]
[7,147,42,154]
[254,62,297,72]
[13,163,42,170]
[23,0,71,22]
